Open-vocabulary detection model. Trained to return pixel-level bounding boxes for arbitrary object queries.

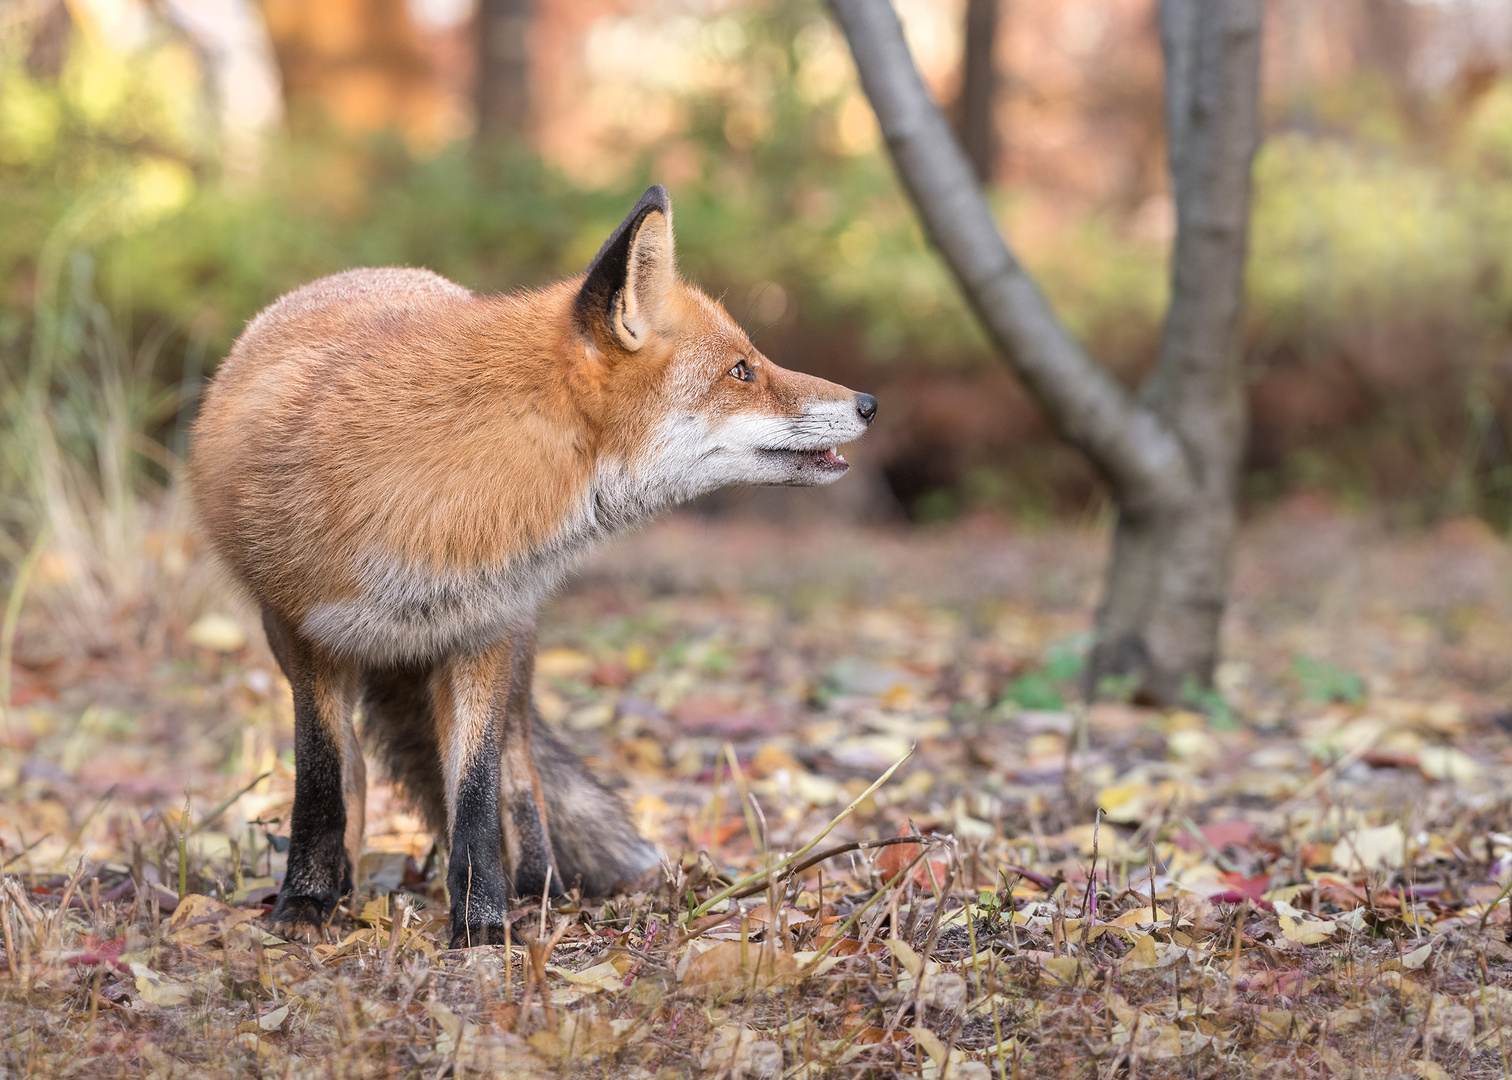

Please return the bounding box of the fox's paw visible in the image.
[448,923,510,949]
[269,893,337,943]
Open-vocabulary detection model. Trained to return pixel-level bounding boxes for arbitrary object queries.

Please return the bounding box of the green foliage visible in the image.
[1000,634,1089,712]
[1292,655,1367,705]
[9,1,1512,544]
[1179,676,1240,731]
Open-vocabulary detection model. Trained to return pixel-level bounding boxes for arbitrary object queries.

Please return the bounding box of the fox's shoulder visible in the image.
[242,267,474,342]
[279,266,473,308]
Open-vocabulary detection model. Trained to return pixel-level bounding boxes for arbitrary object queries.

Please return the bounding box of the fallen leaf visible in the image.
[885,937,922,978]
[187,614,246,652]
[1274,900,1338,945]
[1125,933,1158,969]
[681,940,800,996]
[699,1024,783,1078]
[131,962,192,1007]
[257,1004,289,1032]
[166,894,261,947]
[547,962,625,993]
[1333,823,1407,872]
[1418,746,1479,782]
[909,1025,948,1067]
[535,648,592,678]
[1401,942,1432,970]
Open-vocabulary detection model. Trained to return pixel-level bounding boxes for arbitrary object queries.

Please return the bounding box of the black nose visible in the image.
[856,393,877,423]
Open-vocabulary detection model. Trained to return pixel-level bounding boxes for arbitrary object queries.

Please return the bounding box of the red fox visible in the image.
[191,186,876,946]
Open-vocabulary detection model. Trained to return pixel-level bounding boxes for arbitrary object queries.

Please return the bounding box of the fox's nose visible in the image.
[855,393,877,424]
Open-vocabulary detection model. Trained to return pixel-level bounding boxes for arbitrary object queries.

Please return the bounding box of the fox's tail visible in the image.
[359,664,659,896]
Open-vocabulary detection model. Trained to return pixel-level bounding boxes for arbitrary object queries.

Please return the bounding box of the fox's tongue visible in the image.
[820,448,845,466]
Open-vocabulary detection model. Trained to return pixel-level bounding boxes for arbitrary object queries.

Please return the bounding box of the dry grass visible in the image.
[4,507,1512,1079]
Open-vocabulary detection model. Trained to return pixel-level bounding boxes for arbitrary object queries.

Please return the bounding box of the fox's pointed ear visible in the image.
[575,185,674,353]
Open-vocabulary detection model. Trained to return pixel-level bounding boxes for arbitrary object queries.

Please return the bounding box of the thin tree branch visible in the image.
[829,0,1195,515]
[1159,0,1198,207]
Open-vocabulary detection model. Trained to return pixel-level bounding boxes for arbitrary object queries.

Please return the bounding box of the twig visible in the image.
[1177,814,1238,873]
[191,772,273,835]
[1,833,51,872]
[809,844,934,965]
[723,835,929,902]
[690,746,913,918]
[1279,737,1376,811]
[1478,876,1512,933]
[723,743,765,856]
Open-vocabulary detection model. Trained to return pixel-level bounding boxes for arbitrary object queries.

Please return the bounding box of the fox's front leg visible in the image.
[262,608,363,942]
[435,641,514,947]
[498,621,560,900]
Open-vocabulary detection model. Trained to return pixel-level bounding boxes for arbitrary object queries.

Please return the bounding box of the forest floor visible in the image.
[5,499,1512,1079]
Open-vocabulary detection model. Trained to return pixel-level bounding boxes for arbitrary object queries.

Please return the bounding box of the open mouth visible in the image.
[759,446,849,474]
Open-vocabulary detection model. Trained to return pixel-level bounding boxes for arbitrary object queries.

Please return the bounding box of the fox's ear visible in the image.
[576,185,674,353]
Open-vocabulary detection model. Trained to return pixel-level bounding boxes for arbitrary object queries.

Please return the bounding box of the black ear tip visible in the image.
[637,184,671,216]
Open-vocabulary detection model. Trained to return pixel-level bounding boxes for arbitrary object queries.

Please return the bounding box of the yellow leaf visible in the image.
[1043,957,1081,984]
[1418,746,1479,782]
[623,643,651,673]
[1278,912,1337,945]
[428,998,462,1040]
[186,613,246,652]
[1333,823,1406,872]
[1257,1010,1295,1039]
[357,897,388,927]
[535,648,592,678]
[1126,933,1158,969]
[131,962,192,1007]
[1146,1023,1184,1059]
[909,1026,948,1066]
[1096,783,1152,824]
[885,937,923,978]
[1167,728,1219,764]
[547,962,625,993]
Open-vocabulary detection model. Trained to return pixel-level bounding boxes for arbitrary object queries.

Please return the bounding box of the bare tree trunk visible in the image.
[830,0,1261,704]
[1093,0,1260,701]
[957,0,999,184]
[476,0,532,140]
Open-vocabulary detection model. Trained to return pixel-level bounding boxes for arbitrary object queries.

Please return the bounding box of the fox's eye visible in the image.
[727,359,754,383]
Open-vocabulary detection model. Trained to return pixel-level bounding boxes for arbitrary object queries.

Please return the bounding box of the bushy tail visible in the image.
[360,665,658,897]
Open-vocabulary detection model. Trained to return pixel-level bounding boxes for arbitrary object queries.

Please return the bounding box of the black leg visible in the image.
[263,607,357,941]
[446,712,509,947]
[437,644,512,948]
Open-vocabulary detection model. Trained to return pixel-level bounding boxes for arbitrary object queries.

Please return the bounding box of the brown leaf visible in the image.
[681,940,801,996]
[165,894,261,947]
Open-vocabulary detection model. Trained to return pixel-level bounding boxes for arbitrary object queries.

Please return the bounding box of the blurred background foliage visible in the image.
[4,0,1512,596]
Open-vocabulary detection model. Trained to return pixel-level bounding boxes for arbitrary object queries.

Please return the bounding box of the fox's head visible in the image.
[573,186,876,502]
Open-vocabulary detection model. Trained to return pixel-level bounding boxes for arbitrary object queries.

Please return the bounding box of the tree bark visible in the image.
[475,0,532,140]
[830,0,1261,704]
[957,0,999,184]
